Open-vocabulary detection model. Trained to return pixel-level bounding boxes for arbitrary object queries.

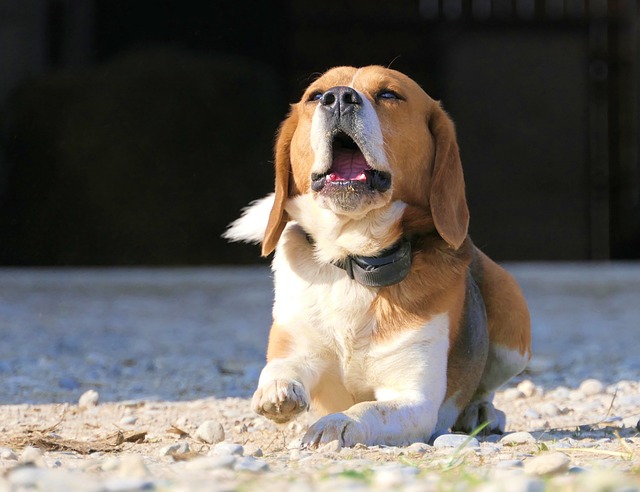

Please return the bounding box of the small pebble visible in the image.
[549,386,570,399]
[159,441,190,457]
[568,390,584,401]
[0,447,17,460]
[115,455,148,478]
[517,380,537,398]
[234,456,269,472]
[7,467,50,487]
[579,379,604,396]
[406,442,429,454]
[501,432,537,445]
[287,438,303,450]
[210,442,244,456]
[195,420,225,444]
[78,389,100,409]
[184,455,236,471]
[524,408,541,419]
[539,402,562,416]
[433,434,480,449]
[524,452,570,476]
[19,446,46,467]
[317,439,342,454]
[100,457,121,472]
[119,415,138,426]
[243,444,263,457]
[373,464,417,488]
[502,387,525,401]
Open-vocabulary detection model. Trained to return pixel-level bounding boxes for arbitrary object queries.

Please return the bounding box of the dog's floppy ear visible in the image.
[428,104,469,250]
[262,107,299,256]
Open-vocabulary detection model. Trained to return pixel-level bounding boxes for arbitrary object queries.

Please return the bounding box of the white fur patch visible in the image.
[286,194,406,263]
[222,193,274,245]
[481,344,531,393]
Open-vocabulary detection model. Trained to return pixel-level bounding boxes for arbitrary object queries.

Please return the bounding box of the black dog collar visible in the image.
[331,238,412,288]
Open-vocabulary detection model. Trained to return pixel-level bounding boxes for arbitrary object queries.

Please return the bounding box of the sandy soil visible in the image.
[0,265,638,490]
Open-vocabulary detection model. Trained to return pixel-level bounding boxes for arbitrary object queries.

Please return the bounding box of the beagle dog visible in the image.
[225,66,531,447]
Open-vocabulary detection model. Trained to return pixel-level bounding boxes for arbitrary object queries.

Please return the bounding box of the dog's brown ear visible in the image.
[262,107,299,256]
[428,104,469,250]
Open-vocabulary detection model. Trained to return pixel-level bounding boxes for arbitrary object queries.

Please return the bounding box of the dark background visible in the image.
[0,0,638,265]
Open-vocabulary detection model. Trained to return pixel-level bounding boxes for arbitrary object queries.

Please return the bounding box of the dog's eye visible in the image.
[376,90,402,101]
[308,91,323,102]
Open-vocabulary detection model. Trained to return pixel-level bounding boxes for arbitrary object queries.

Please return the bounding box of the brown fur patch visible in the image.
[472,248,531,357]
[372,236,471,341]
[266,324,294,362]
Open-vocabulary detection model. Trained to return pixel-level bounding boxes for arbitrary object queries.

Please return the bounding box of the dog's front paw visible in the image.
[453,399,506,435]
[252,379,309,424]
[302,413,368,448]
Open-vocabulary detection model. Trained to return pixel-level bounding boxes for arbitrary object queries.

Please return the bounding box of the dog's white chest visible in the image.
[272,237,379,387]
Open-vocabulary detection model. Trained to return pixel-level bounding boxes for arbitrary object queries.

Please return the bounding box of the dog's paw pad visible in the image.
[252,379,309,423]
[301,413,367,448]
[453,400,505,435]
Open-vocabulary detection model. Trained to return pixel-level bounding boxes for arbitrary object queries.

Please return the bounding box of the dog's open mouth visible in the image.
[311,132,391,193]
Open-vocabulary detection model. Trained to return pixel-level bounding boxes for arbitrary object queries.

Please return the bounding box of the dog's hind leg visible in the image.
[452,249,531,435]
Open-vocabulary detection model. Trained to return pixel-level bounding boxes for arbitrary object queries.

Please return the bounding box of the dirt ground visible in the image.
[0,265,638,490]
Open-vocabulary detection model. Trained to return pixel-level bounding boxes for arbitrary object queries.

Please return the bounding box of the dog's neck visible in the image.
[286,194,406,265]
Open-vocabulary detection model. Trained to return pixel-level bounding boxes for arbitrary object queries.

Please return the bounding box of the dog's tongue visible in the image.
[328,149,369,182]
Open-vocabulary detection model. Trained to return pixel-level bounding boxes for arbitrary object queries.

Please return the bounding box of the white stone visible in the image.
[210,442,244,456]
[524,452,571,476]
[0,447,17,460]
[406,442,429,454]
[549,386,570,399]
[433,434,480,449]
[100,457,121,472]
[517,380,537,398]
[539,402,562,416]
[159,441,190,457]
[195,420,225,444]
[502,387,525,401]
[243,444,263,457]
[184,455,236,471]
[317,439,342,454]
[234,456,269,472]
[8,467,50,487]
[115,455,148,478]
[78,389,100,409]
[19,446,46,467]
[500,432,537,445]
[287,438,303,450]
[373,465,416,488]
[524,408,541,419]
[119,415,137,426]
[579,379,605,396]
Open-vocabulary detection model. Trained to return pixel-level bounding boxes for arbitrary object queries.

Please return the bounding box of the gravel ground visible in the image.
[0,264,639,491]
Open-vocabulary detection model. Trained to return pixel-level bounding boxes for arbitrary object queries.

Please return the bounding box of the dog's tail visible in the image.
[222,193,275,245]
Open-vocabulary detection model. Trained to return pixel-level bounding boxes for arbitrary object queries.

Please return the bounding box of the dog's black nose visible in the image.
[320,86,362,114]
